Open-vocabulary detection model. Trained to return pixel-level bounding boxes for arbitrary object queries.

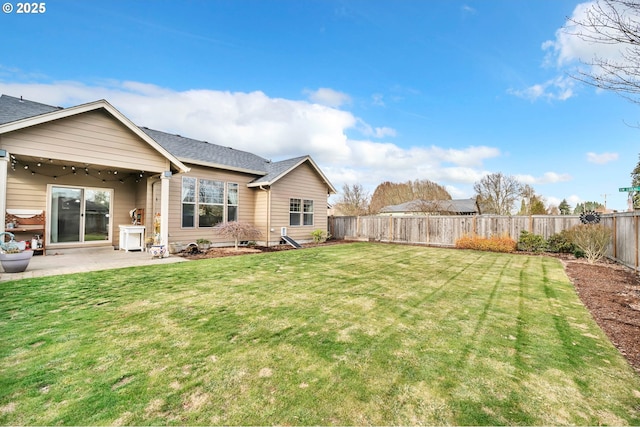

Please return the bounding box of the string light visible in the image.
[7,158,144,184]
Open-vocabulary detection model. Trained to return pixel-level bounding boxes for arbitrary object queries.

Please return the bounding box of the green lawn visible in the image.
[1,242,639,425]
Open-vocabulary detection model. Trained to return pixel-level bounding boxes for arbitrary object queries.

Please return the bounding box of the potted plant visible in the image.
[145,237,155,251]
[0,232,34,273]
[196,238,211,251]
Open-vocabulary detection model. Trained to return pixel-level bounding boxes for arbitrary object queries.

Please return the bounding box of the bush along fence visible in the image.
[328,212,640,272]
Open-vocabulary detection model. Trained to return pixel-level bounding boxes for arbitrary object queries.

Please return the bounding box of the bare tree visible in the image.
[473,173,522,215]
[567,0,640,103]
[518,184,547,215]
[369,179,451,214]
[214,221,262,250]
[333,183,370,216]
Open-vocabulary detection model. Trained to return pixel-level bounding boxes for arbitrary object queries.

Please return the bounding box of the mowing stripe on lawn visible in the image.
[1,242,639,425]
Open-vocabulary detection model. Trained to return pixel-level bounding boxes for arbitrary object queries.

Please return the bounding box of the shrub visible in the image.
[455,234,517,253]
[215,221,262,250]
[547,230,576,253]
[567,224,612,264]
[517,230,547,252]
[311,229,330,243]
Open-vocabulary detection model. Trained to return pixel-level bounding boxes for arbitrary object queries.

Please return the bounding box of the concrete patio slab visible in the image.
[0,247,188,282]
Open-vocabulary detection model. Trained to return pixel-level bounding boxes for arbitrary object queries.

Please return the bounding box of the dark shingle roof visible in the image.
[251,156,308,185]
[0,94,62,125]
[141,127,271,174]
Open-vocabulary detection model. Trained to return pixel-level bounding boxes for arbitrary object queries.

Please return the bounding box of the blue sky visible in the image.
[1,0,638,211]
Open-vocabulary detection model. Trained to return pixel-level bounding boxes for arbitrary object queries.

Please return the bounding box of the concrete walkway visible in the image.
[0,247,188,282]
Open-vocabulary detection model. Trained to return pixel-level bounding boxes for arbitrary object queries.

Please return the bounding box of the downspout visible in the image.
[0,150,8,234]
[259,185,271,247]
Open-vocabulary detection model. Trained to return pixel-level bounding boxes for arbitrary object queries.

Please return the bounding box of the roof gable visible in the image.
[248,156,337,193]
[0,95,189,173]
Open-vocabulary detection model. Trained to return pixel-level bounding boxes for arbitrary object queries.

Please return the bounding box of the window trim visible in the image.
[181,176,240,229]
[289,197,314,227]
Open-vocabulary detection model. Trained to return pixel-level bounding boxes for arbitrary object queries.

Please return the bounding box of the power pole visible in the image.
[601,193,609,211]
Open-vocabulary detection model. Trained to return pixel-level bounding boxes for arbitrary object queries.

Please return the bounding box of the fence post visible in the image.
[389,216,393,242]
[612,215,617,260]
[633,216,638,271]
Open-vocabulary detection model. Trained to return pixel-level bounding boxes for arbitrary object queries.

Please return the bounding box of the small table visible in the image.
[119,225,146,252]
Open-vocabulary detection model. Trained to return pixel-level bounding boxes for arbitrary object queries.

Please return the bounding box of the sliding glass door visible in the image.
[49,186,112,244]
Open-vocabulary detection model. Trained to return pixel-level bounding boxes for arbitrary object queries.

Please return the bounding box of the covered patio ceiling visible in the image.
[7,153,153,184]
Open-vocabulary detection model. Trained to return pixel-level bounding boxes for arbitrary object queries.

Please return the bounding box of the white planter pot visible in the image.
[0,250,34,273]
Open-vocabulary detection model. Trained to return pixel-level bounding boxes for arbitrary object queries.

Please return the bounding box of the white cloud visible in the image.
[508,76,575,102]
[0,77,506,198]
[543,1,629,68]
[304,87,351,108]
[515,172,572,185]
[511,1,640,103]
[587,151,618,164]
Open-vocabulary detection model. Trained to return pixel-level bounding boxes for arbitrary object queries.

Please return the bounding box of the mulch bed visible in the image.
[563,258,640,373]
[180,242,640,373]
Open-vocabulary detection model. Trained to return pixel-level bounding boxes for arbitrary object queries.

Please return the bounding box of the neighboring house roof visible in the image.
[0,94,190,173]
[0,94,336,193]
[380,198,480,215]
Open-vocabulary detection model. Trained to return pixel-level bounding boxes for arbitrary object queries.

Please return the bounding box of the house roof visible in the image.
[0,94,336,193]
[0,95,62,125]
[248,155,337,193]
[141,127,271,175]
[381,198,479,214]
[0,94,190,173]
[142,128,336,193]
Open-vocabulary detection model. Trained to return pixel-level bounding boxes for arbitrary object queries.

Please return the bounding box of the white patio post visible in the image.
[0,150,8,234]
[160,171,171,257]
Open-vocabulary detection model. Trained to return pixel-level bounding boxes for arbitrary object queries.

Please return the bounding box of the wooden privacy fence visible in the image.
[328,213,640,272]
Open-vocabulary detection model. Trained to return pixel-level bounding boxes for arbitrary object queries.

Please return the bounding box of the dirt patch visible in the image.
[180,241,640,373]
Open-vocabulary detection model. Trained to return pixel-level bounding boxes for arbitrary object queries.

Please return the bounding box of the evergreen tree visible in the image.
[631,154,640,209]
[558,199,571,215]
[573,201,605,214]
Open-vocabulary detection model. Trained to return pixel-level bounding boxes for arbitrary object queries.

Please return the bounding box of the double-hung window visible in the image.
[289,198,314,226]
[303,199,314,225]
[227,183,239,222]
[181,177,196,228]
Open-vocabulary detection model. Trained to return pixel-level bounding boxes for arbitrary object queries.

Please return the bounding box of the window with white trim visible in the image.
[181,177,239,228]
[199,179,224,227]
[181,177,196,228]
[290,198,314,226]
[227,183,238,222]
[303,199,314,225]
